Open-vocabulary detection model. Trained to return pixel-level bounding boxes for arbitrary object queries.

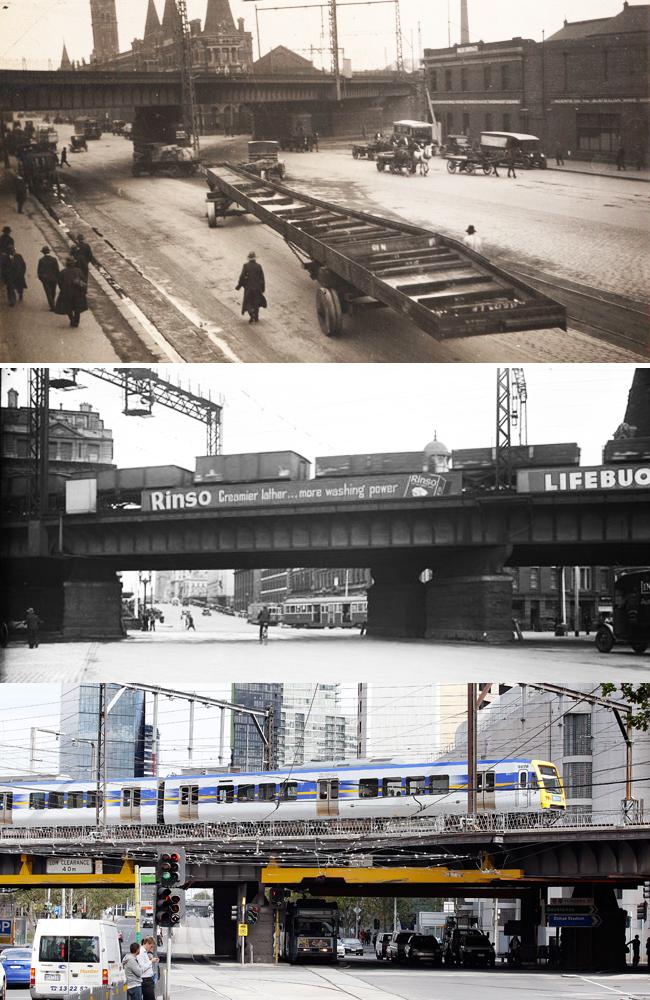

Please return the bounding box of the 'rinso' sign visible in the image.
[142,472,462,513]
[517,465,650,494]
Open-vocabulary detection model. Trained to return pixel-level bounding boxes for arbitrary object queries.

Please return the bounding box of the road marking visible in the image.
[576,975,646,998]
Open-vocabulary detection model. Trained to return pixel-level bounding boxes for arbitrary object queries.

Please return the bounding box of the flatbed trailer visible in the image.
[205,163,567,338]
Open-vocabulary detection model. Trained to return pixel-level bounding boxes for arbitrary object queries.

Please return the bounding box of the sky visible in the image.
[1,364,639,469]
[0,0,632,71]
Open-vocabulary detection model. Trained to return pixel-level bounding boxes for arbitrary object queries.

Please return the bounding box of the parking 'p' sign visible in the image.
[0,919,13,946]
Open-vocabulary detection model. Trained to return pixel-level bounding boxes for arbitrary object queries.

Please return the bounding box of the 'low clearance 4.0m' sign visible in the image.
[142,472,462,513]
[518,465,650,494]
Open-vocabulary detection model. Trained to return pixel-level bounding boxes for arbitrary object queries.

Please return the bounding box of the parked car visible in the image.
[374,931,392,960]
[387,931,414,962]
[404,935,442,965]
[0,957,5,1000]
[1,946,32,986]
[445,927,495,967]
[479,131,547,169]
[340,937,364,956]
[30,919,126,999]
[201,608,212,616]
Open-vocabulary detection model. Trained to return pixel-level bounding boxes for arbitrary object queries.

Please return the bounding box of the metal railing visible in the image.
[0,808,646,848]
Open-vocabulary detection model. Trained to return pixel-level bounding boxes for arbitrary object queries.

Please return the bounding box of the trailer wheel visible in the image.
[376,160,385,171]
[207,201,218,228]
[595,628,614,653]
[352,149,359,159]
[316,286,343,337]
[446,160,456,173]
[482,162,492,175]
[465,161,476,175]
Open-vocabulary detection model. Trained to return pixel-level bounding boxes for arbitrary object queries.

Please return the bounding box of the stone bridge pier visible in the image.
[368,546,514,643]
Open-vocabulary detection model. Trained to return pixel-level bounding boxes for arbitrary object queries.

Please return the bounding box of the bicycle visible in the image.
[258,622,269,645]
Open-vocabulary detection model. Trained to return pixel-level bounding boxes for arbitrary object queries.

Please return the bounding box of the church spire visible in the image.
[143,0,161,39]
[204,0,236,34]
[59,41,72,70]
[161,0,181,35]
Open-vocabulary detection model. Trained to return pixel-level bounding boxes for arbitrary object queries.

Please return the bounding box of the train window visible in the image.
[406,776,426,795]
[29,792,46,810]
[237,784,255,802]
[359,779,378,798]
[485,773,495,792]
[133,788,141,807]
[519,772,527,788]
[476,774,482,792]
[430,775,449,795]
[259,783,277,801]
[280,782,298,800]
[529,773,539,789]
[382,778,403,797]
[191,785,199,804]
[330,780,339,799]
[217,785,234,803]
[318,781,328,800]
[67,791,84,809]
[48,791,64,809]
[87,790,103,809]
[180,785,199,805]
[123,789,131,807]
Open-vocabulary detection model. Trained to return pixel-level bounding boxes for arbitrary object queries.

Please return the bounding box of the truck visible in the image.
[282,899,339,963]
[74,117,102,140]
[131,106,199,178]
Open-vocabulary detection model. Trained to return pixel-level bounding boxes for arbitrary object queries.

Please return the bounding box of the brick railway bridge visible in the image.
[2,482,649,640]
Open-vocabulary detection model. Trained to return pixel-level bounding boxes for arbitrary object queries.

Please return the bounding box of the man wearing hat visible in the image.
[462,225,483,254]
[55,255,88,327]
[235,250,267,323]
[25,608,43,649]
[0,226,14,255]
[37,246,60,310]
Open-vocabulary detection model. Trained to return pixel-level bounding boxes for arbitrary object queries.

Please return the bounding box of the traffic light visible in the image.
[643,882,650,900]
[155,848,186,928]
[269,887,290,906]
[156,848,186,888]
[637,902,648,921]
[246,904,260,925]
[231,905,239,921]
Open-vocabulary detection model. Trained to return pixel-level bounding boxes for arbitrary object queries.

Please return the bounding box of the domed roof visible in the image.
[424,432,449,457]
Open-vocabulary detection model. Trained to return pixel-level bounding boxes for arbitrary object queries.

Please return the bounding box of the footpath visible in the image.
[0,167,166,362]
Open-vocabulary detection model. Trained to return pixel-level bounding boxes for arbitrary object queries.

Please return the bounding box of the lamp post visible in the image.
[139,571,151,629]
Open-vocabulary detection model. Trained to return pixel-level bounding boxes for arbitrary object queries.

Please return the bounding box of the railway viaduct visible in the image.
[2,478,649,640]
[0,68,416,135]
[0,820,648,971]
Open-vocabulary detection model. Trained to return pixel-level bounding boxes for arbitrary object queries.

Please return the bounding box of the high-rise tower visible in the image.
[90,0,120,64]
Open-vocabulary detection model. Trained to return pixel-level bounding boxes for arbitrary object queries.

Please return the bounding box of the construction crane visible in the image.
[21,367,222,516]
[174,0,200,156]
[495,367,528,490]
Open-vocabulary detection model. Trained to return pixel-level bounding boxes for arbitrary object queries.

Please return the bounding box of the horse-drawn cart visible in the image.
[446,152,493,176]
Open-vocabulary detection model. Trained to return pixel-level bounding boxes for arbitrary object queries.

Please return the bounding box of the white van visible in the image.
[30,919,125,998]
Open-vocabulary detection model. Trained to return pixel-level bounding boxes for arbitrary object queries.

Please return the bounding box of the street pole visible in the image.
[255,5,262,59]
[219,707,226,765]
[560,567,567,629]
[95,685,104,827]
[61,888,66,920]
[240,889,246,965]
[574,566,580,636]
[467,683,477,819]
[134,865,141,944]
[102,690,108,827]
[164,928,172,1000]
[152,692,159,778]
[188,699,195,764]
[393,897,397,932]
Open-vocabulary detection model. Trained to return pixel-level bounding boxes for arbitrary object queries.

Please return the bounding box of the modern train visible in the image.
[0,757,565,829]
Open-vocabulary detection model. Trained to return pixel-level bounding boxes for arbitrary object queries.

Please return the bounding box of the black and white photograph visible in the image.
[1,2,650,998]
[0,0,648,361]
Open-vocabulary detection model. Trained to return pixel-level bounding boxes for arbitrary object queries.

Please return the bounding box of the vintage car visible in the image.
[242,140,286,180]
[479,131,547,169]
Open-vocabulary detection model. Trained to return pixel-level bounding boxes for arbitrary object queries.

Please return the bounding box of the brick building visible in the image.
[423,2,650,164]
[509,565,614,632]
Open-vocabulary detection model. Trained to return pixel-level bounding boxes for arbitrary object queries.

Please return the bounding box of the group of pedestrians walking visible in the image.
[123,937,159,1000]
[0,218,92,326]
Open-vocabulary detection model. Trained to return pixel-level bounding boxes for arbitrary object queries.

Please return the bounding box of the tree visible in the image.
[601,683,650,731]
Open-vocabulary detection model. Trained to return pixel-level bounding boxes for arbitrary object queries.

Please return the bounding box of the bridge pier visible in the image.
[212,883,272,962]
[559,886,628,971]
[425,547,514,643]
[62,562,123,640]
[367,563,425,638]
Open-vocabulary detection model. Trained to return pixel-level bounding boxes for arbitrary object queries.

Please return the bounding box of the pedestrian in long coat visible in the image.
[236,251,267,323]
[15,174,27,213]
[55,256,88,327]
[37,246,60,310]
[2,247,27,306]
[72,233,94,278]
[0,226,14,255]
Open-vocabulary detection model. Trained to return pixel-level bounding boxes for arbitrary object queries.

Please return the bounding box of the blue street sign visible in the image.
[53,906,61,916]
[548,914,601,928]
[0,919,12,945]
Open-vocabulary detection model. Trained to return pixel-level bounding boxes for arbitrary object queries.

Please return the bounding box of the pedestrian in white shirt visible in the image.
[462,224,483,253]
[137,937,159,1000]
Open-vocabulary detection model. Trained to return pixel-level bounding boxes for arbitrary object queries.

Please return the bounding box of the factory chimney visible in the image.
[460,0,469,43]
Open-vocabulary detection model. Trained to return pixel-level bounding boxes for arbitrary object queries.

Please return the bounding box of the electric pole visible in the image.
[329,0,341,101]
[175,0,200,156]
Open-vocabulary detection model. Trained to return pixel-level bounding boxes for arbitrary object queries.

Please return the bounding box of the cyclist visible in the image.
[257,605,271,644]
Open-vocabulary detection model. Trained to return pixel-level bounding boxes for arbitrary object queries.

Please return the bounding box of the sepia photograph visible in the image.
[0,0,648,362]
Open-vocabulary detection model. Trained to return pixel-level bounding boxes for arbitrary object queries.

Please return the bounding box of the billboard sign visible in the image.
[517,465,650,494]
[142,471,462,513]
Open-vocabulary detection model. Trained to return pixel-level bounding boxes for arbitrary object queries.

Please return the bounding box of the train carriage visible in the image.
[0,757,565,829]
[282,595,367,629]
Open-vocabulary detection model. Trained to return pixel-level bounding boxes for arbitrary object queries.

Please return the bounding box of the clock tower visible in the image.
[90,0,119,64]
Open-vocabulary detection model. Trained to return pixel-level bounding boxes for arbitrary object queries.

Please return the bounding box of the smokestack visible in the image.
[460,0,469,43]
